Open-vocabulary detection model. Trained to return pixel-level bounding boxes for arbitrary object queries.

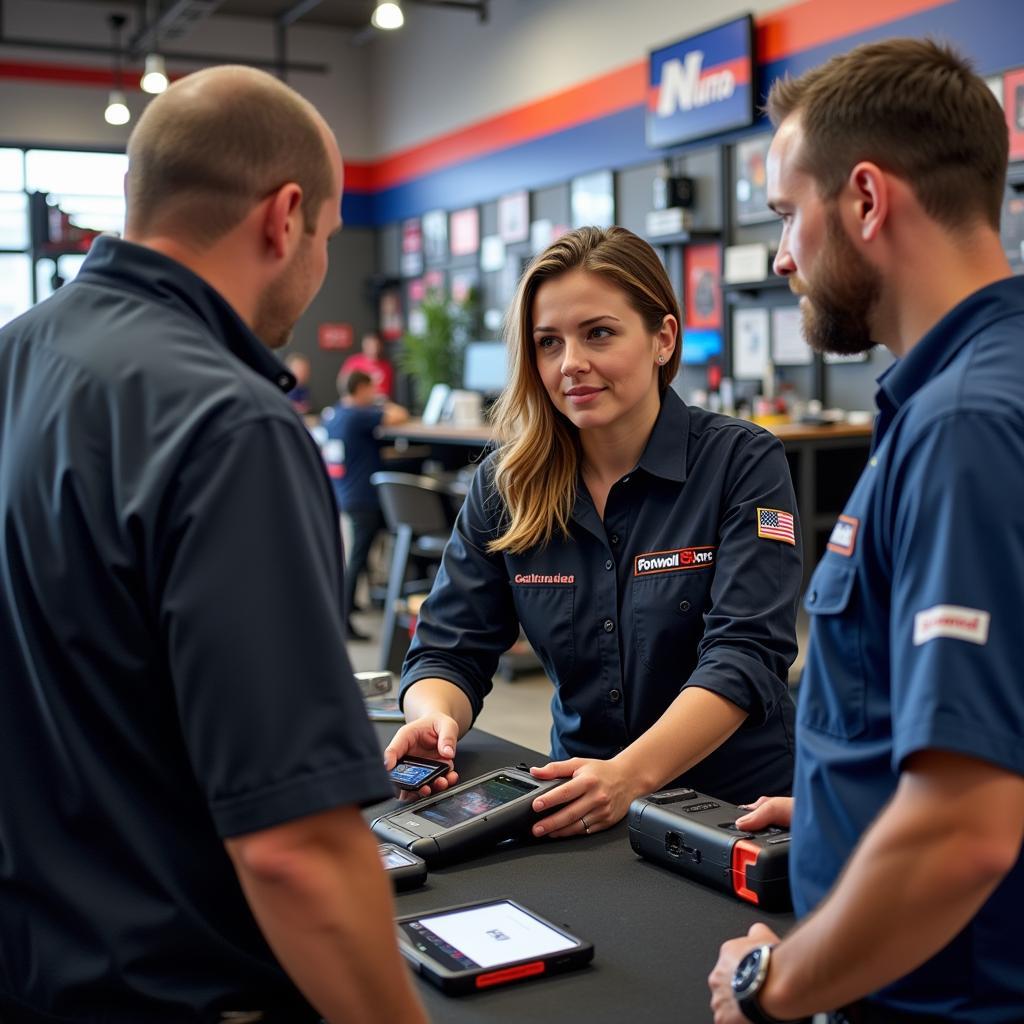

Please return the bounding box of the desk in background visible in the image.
[367,723,794,1024]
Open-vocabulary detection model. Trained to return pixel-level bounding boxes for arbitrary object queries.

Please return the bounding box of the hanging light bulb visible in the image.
[371,1,404,30]
[104,90,131,125]
[141,53,168,94]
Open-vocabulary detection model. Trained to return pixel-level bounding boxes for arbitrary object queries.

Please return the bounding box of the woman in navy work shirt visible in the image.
[385,227,801,837]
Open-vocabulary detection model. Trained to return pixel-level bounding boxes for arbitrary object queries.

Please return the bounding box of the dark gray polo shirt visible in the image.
[0,237,391,1022]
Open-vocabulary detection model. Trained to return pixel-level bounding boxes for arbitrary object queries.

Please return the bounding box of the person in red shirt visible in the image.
[341,331,394,398]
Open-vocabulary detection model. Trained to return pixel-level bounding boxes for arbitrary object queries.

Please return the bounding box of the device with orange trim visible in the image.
[395,897,594,995]
[627,788,792,911]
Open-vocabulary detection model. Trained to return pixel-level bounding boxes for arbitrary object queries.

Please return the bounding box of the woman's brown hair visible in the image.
[488,226,681,554]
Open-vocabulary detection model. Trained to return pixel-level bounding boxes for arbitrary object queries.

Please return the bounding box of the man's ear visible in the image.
[847,161,888,243]
[263,183,304,259]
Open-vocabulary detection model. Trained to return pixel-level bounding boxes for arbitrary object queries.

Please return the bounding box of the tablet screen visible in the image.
[400,900,577,970]
[414,773,534,828]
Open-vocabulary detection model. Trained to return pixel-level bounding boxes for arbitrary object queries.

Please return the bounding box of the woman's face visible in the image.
[531,270,675,433]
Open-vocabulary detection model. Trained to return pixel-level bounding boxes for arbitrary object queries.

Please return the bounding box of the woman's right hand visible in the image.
[734,795,794,831]
[383,713,461,799]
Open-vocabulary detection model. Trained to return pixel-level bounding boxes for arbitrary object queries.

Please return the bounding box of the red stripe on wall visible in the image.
[757,0,953,64]
[343,162,374,191]
[369,61,646,190]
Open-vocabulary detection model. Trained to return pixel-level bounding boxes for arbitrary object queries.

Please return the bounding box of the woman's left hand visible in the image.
[527,757,638,838]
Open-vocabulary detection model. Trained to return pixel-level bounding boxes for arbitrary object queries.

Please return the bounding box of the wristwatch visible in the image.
[731,944,785,1023]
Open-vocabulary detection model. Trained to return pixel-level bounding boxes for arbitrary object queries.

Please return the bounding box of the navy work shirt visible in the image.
[0,238,392,1022]
[402,390,800,803]
[323,403,385,511]
[793,277,1024,1021]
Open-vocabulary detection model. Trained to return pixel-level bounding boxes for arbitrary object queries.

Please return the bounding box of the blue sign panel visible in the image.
[647,15,755,149]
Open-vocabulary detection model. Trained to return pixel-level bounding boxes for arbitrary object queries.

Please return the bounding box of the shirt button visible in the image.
[678,600,690,612]
[603,619,615,633]
[809,590,818,604]
[609,689,621,702]
[621,475,630,484]
[610,534,620,545]
[604,559,614,571]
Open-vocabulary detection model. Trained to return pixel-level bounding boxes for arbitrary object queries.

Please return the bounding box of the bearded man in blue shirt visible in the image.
[709,37,1024,1024]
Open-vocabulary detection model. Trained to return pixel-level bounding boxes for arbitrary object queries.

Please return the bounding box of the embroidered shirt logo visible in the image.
[513,573,575,584]
[913,605,990,647]
[827,515,859,557]
[756,508,795,545]
[634,546,716,576]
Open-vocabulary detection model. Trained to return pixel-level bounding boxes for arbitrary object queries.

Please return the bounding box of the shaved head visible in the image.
[126,65,337,246]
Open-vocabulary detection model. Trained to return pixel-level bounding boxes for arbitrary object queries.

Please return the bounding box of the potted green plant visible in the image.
[398,288,478,411]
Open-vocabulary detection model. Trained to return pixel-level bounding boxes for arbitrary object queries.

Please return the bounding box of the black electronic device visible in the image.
[396,897,594,994]
[390,756,450,791]
[370,766,560,866]
[379,843,428,891]
[628,788,792,911]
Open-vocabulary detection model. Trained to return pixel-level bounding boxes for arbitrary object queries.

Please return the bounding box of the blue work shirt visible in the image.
[0,237,391,1022]
[323,403,385,511]
[792,277,1024,1021]
[402,390,801,803]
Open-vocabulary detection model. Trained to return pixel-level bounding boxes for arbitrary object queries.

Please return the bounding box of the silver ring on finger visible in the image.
[580,816,591,835]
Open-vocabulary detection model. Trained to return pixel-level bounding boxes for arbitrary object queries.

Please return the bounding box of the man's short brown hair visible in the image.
[343,370,372,397]
[126,65,334,245]
[767,38,1008,231]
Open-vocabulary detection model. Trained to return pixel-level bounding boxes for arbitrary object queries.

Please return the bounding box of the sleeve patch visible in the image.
[913,605,990,647]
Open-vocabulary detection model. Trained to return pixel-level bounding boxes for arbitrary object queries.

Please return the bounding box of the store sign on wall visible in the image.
[647,15,755,149]
[318,322,354,350]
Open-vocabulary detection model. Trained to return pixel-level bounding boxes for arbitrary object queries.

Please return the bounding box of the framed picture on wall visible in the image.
[1003,68,1024,161]
[498,190,530,243]
[571,170,615,229]
[422,209,448,264]
[450,267,479,305]
[378,285,404,341]
[450,207,480,256]
[683,243,722,329]
[734,135,773,225]
[400,218,423,277]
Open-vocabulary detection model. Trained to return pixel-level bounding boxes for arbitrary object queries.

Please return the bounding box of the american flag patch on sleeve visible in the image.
[757,508,796,545]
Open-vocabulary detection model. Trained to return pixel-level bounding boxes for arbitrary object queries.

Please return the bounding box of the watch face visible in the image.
[732,947,764,995]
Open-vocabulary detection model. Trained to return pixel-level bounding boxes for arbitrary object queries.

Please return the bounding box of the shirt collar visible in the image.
[637,387,690,483]
[876,275,1023,416]
[76,236,296,393]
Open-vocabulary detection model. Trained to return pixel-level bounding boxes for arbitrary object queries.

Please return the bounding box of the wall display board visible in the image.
[422,209,448,264]
[450,268,479,304]
[684,243,722,328]
[480,234,506,272]
[401,218,424,277]
[450,207,480,256]
[571,170,615,229]
[732,307,770,379]
[770,306,811,366]
[647,15,755,149]
[1004,68,1024,161]
[734,134,773,225]
[379,286,404,341]
[498,190,530,243]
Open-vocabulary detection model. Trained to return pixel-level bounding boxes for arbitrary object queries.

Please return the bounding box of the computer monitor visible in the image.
[462,341,508,396]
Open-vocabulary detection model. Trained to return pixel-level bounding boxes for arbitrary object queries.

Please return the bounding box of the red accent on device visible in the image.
[474,960,547,989]
[731,839,761,905]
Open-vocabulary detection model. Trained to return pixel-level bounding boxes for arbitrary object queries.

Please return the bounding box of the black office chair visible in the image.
[370,471,459,673]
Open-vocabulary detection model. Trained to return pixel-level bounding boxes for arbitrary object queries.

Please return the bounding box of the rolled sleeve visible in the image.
[400,461,520,717]
[889,412,1024,777]
[160,416,392,837]
[685,429,802,721]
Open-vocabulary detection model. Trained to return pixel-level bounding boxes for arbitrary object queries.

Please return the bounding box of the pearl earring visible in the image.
[657,355,665,364]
